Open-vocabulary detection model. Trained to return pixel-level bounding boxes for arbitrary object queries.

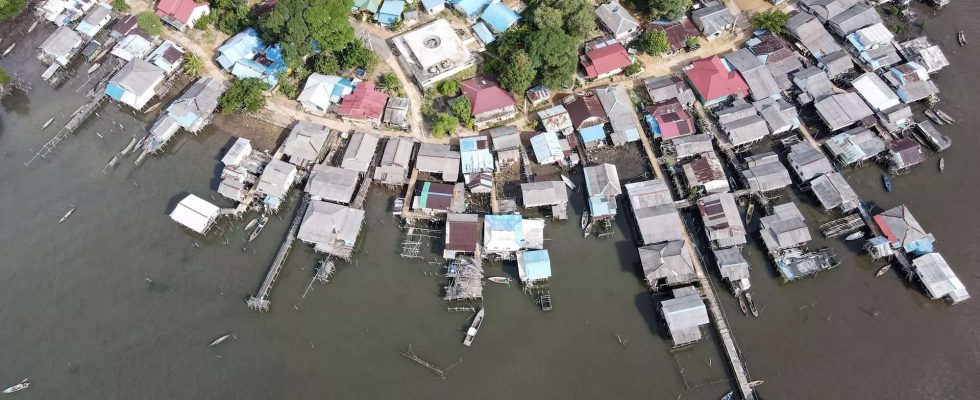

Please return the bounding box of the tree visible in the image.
[751,9,789,34]
[313,53,339,75]
[531,6,562,31]
[336,40,377,71]
[137,11,163,36]
[499,50,535,94]
[377,73,400,94]
[193,12,214,29]
[430,112,459,138]
[219,78,269,114]
[450,96,472,121]
[278,76,299,99]
[388,18,403,32]
[563,3,596,39]
[438,79,460,97]
[213,0,253,35]
[685,36,699,50]
[0,0,26,21]
[110,0,129,12]
[636,30,670,56]
[624,61,643,76]
[183,53,205,77]
[646,0,690,21]
[261,0,353,55]
[527,29,579,89]
[0,66,10,85]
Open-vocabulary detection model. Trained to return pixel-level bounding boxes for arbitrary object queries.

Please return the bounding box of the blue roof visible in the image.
[521,250,552,281]
[645,114,662,137]
[455,0,490,18]
[332,78,356,102]
[472,22,495,45]
[623,128,640,142]
[216,28,264,70]
[352,0,382,13]
[377,0,405,25]
[421,0,444,10]
[579,124,606,143]
[485,214,523,243]
[105,83,125,101]
[589,196,612,218]
[480,2,520,33]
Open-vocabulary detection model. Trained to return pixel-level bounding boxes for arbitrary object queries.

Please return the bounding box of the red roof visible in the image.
[581,43,631,78]
[683,56,749,103]
[155,0,208,25]
[873,214,898,244]
[654,110,695,140]
[337,82,389,122]
[460,78,515,116]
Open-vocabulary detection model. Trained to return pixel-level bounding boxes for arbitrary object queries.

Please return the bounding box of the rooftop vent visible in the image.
[424,36,441,49]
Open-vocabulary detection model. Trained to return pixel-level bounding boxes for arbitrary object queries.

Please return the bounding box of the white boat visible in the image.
[580,210,590,230]
[939,158,945,173]
[244,218,258,231]
[248,215,269,242]
[745,292,759,317]
[28,20,39,33]
[959,30,967,46]
[59,207,75,223]
[560,174,576,190]
[462,308,485,347]
[3,43,15,56]
[720,391,734,400]
[87,63,100,74]
[42,118,55,129]
[487,276,511,285]
[936,109,956,124]
[209,333,232,347]
[844,231,864,241]
[749,380,764,388]
[2,379,29,394]
[876,264,891,277]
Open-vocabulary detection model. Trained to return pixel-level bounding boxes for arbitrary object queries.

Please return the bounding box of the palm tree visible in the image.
[183,53,205,77]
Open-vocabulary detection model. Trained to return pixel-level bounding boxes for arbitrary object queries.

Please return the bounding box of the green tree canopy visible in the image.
[260,0,353,56]
[431,112,459,138]
[451,96,472,120]
[313,53,339,75]
[645,0,690,21]
[636,30,670,56]
[137,11,163,36]
[530,6,562,31]
[377,73,400,94]
[527,28,578,89]
[110,0,129,12]
[0,0,27,21]
[751,9,789,34]
[0,66,10,85]
[499,50,536,94]
[438,79,460,97]
[219,78,269,114]
[336,40,377,71]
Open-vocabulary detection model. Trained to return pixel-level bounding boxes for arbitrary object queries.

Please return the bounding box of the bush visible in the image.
[636,30,670,56]
[750,9,789,34]
[0,67,10,85]
[313,53,340,75]
[624,62,643,76]
[685,37,699,50]
[137,11,163,36]
[193,13,215,29]
[219,78,269,114]
[183,53,205,77]
[110,0,129,12]
[438,79,460,97]
[278,77,299,99]
[431,112,459,138]
[377,73,400,94]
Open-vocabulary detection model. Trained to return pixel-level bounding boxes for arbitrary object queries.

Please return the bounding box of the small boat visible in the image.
[745,292,759,317]
[42,118,55,129]
[737,294,749,316]
[882,175,893,193]
[487,276,511,285]
[844,231,864,241]
[749,380,764,388]
[2,43,15,56]
[876,264,891,277]
[209,333,232,347]
[28,19,39,33]
[120,136,139,156]
[560,174,576,190]
[248,215,268,242]
[2,379,29,394]
[580,210,590,230]
[59,206,75,223]
[959,30,968,46]
[936,110,956,124]
[462,308,485,347]
[87,63,100,74]
[244,218,259,231]
[939,158,945,173]
[924,109,945,125]
[720,391,734,400]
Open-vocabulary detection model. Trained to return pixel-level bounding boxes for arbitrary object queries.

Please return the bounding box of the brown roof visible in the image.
[565,94,608,129]
[647,19,700,52]
[445,214,481,252]
[647,98,683,117]
[749,33,796,64]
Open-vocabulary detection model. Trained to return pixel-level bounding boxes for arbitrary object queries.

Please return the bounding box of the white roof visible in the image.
[852,23,893,47]
[169,194,220,234]
[221,138,252,166]
[399,19,471,72]
[852,73,900,112]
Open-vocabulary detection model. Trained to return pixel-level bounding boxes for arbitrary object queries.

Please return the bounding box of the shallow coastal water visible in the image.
[2,4,980,399]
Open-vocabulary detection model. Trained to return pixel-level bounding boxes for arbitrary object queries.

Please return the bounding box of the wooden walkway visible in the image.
[636,131,756,400]
[247,196,309,312]
[351,176,373,209]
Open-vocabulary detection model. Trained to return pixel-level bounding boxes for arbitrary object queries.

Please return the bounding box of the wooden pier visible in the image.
[351,176,373,209]
[247,196,310,312]
[636,130,756,400]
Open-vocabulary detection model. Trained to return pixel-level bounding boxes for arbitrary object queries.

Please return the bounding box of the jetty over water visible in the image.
[247,196,309,312]
[636,130,756,400]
